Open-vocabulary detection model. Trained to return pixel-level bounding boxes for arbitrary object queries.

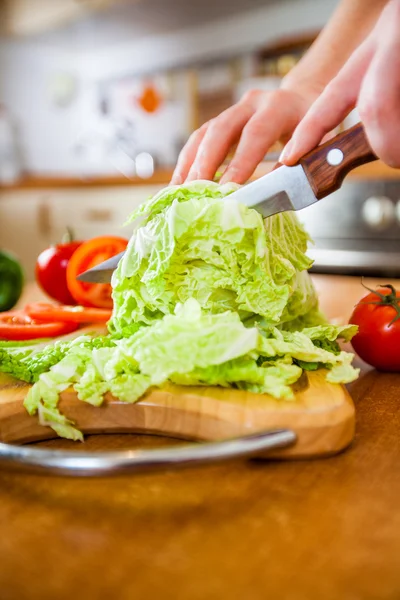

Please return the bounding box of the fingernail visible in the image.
[186,170,199,182]
[219,171,229,184]
[170,173,182,185]
[279,140,293,164]
[220,165,238,184]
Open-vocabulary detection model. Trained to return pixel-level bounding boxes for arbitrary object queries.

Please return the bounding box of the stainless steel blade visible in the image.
[226,164,317,217]
[76,251,125,283]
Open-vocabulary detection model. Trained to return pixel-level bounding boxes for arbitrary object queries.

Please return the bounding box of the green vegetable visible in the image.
[0,250,24,311]
[0,338,52,348]
[20,299,358,439]
[109,181,316,335]
[0,181,360,440]
[0,334,113,383]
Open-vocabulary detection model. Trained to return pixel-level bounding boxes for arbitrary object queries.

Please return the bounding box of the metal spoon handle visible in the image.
[0,429,296,477]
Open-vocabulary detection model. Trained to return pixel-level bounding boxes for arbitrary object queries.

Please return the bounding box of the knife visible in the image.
[77,122,377,284]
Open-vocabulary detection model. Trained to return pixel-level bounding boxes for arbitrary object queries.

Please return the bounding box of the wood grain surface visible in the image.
[0,275,399,600]
[0,368,355,458]
[300,123,377,198]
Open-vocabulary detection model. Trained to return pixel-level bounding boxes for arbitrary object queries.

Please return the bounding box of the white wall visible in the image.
[0,0,338,176]
[0,39,97,175]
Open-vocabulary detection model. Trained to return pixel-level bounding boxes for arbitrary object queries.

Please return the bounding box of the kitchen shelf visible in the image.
[0,169,175,190]
[1,161,399,191]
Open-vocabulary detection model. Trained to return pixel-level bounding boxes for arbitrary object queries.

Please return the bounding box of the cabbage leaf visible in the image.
[0,181,359,440]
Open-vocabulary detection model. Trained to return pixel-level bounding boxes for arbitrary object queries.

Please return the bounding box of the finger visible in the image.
[170,123,209,184]
[357,6,400,167]
[220,113,286,184]
[220,90,303,183]
[280,37,375,165]
[185,102,255,181]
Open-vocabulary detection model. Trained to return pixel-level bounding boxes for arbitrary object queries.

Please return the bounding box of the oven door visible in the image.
[298,180,400,277]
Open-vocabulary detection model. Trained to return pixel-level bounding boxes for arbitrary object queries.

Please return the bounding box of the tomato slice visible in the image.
[66,236,128,309]
[25,303,112,324]
[0,311,78,341]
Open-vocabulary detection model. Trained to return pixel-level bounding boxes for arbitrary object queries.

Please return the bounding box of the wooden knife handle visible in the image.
[297,122,377,199]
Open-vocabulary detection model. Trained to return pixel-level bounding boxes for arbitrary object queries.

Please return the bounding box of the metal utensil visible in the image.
[0,429,296,476]
[77,251,125,284]
[77,123,377,284]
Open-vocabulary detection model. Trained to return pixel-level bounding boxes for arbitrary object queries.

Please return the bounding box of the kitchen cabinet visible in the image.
[43,185,162,241]
[0,184,163,280]
[0,191,48,280]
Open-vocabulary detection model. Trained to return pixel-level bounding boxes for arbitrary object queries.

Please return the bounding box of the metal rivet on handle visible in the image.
[326,148,344,166]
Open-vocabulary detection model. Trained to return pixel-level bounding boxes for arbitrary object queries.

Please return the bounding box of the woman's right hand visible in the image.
[170,83,322,186]
[280,0,400,170]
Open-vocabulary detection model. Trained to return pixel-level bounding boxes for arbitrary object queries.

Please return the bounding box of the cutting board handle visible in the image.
[297,122,377,199]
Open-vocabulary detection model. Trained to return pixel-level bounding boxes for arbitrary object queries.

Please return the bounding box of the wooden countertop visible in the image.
[1,160,399,190]
[2,275,400,600]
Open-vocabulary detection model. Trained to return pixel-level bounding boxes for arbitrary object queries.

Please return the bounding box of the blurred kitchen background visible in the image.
[1,0,399,281]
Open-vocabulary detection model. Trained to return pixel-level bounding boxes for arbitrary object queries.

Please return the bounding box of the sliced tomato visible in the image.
[25,302,112,324]
[66,236,128,309]
[0,311,78,341]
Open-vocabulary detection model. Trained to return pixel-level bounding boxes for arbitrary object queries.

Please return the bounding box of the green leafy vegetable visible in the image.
[0,334,114,384]
[109,181,315,335]
[0,181,359,440]
[19,299,358,439]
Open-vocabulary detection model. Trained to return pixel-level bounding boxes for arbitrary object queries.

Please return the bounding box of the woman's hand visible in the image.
[171,0,391,184]
[170,85,322,185]
[280,0,400,169]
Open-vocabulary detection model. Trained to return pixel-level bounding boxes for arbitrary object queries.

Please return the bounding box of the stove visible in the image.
[298,179,400,277]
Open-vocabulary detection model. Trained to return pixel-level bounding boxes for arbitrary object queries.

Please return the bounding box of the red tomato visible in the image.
[25,302,112,324]
[36,237,82,305]
[66,236,128,309]
[349,284,400,371]
[0,311,78,341]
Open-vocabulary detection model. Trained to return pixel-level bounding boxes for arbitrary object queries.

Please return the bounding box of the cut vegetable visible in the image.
[109,180,316,336]
[0,311,78,341]
[25,303,112,324]
[0,181,360,441]
[66,236,128,309]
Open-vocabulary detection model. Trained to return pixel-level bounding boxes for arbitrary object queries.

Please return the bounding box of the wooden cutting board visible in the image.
[0,368,355,459]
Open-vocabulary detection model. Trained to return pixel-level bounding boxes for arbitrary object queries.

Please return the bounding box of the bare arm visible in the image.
[281,0,400,169]
[281,0,389,97]
[171,0,389,185]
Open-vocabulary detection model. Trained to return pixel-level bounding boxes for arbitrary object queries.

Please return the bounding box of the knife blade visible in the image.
[76,251,125,284]
[77,122,377,284]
